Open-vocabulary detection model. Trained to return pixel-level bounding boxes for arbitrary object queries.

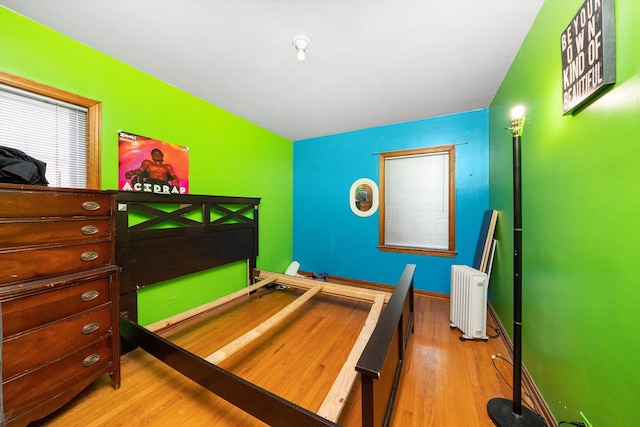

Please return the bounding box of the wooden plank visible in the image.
[205,283,324,365]
[472,210,498,272]
[256,270,391,303]
[317,293,386,422]
[486,238,497,281]
[479,210,498,272]
[144,277,276,332]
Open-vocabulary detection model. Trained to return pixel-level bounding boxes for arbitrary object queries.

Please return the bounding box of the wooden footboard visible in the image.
[356,264,416,427]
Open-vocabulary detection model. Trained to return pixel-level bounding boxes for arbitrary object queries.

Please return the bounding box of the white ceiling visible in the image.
[1,0,544,141]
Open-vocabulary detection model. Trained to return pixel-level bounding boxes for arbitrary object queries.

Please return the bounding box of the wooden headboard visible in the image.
[115,191,260,322]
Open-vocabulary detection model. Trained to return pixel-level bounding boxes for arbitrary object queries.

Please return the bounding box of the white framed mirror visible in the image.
[349,178,379,217]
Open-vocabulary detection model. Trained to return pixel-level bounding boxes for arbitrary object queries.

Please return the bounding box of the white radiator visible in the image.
[450,265,489,341]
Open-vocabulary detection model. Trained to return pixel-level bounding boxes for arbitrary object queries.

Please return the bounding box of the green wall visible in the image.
[489,1,640,425]
[0,7,294,324]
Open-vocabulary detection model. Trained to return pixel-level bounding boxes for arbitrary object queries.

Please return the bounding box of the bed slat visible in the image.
[317,293,386,422]
[255,270,391,303]
[205,283,324,365]
[144,277,277,333]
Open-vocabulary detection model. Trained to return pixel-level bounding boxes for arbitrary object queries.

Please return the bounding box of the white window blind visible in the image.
[384,152,449,249]
[379,144,455,256]
[0,84,88,188]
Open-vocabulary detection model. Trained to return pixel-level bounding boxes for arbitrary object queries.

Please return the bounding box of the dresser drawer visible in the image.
[0,240,113,284]
[2,276,112,336]
[3,305,112,379]
[0,218,112,247]
[0,185,119,425]
[2,337,113,420]
[0,190,113,218]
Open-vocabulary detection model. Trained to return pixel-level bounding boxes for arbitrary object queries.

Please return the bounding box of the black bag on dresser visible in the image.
[0,145,48,185]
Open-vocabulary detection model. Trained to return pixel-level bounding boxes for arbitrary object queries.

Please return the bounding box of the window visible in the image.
[378,145,456,257]
[0,72,102,189]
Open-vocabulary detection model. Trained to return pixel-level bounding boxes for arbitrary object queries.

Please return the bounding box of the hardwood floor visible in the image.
[31,287,531,426]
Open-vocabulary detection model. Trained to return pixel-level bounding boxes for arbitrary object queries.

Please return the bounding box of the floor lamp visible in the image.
[487,106,546,427]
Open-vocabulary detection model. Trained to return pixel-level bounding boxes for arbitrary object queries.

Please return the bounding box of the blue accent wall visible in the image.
[293,109,489,293]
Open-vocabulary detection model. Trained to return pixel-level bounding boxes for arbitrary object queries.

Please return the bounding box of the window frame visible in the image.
[0,71,102,189]
[378,144,456,257]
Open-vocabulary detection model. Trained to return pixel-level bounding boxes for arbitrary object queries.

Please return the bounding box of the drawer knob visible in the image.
[81,251,99,262]
[81,224,100,235]
[82,201,101,211]
[82,322,100,335]
[81,290,100,302]
[82,353,101,367]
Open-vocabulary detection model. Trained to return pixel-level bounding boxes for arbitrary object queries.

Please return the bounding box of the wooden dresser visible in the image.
[0,184,120,426]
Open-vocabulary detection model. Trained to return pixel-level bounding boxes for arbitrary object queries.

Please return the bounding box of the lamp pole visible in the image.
[487,107,545,427]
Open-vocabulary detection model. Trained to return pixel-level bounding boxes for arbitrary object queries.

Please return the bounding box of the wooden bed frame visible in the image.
[115,192,415,427]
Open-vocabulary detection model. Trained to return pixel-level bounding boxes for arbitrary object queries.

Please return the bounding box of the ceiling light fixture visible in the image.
[292,35,310,61]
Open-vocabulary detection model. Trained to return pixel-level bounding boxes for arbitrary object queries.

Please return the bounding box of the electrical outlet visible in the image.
[168,295,180,305]
[579,411,593,427]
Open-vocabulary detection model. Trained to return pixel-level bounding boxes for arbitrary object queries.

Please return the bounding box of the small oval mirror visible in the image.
[349,178,379,217]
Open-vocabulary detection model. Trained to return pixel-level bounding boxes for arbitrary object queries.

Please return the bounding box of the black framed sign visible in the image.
[561,0,615,115]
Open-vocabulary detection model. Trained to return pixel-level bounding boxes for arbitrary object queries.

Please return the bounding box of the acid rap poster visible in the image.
[118,131,189,194]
